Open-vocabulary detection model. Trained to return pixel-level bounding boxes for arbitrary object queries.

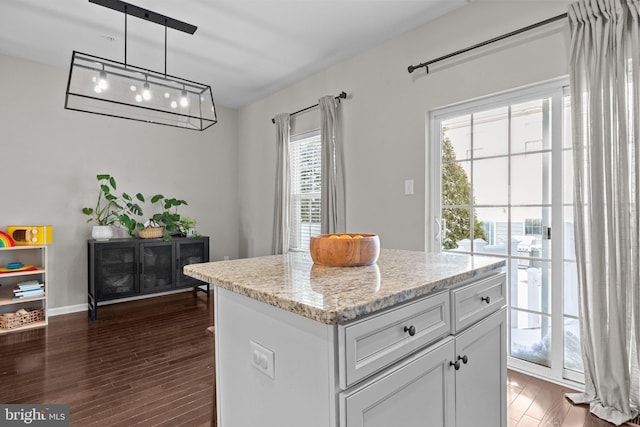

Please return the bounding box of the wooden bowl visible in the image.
[309,233,380,267]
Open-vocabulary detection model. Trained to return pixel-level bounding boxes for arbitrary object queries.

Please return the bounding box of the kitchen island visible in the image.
[185,249,507,427]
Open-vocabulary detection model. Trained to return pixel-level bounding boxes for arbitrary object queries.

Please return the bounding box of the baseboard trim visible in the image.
[48,304,88,317]
[47,285,209,317]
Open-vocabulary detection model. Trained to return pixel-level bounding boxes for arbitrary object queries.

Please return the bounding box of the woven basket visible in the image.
[0,308,44,330]
[139,227,164,239]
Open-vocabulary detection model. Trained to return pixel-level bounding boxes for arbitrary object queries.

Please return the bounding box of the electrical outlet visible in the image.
[250,340,275,379]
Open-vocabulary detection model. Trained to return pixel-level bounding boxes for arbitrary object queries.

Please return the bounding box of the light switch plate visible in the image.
[250,340,275,379]
[404,179,414,195]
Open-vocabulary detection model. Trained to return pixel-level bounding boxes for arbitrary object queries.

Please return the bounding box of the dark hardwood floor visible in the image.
[0,291,214,426]
[1,292,638,426]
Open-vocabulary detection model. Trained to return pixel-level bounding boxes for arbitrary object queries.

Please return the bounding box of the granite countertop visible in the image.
[184,249,505,325]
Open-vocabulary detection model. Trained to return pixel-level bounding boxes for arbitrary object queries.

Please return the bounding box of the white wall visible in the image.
[237,0,571,258]
[0,53,239,310]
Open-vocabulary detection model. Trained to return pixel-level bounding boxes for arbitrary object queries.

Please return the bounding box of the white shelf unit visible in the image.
[0,245,48,334]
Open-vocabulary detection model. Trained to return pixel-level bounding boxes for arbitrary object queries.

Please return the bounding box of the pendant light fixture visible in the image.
[64,0,217,131]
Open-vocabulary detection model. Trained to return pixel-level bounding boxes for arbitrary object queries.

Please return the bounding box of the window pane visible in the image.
[442,115,471,161]
[473,107,508,157]
[511,206,551,260]
[442,160,472,206]
[564,261,579,317]
[511,152,551,205]
[511,99,548,154]
[511,260,551,316]
[564,316,584,373]
[564,207,576,260]
[511,309,551,367]
[564,149,574,204]
[442,208,471,251]
[563,95,572,148]
[473,157,508,205]
[289,132,321,251]
[474,207,508,252]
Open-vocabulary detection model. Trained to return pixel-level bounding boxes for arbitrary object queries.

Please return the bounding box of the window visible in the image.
[289,130,321,251]
[430,78,583,385]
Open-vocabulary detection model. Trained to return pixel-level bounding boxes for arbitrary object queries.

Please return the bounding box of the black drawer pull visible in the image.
[450,360,461,370]
[403,325,416,336]
[481,296,491,304]
[457,354,468,364]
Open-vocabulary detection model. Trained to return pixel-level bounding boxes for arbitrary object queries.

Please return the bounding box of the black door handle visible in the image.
[404,325,416,336]
[450,360,461,370]
[481,296,491,304]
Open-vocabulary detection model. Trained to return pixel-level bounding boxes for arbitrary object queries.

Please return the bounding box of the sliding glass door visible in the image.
[430,79,583,384]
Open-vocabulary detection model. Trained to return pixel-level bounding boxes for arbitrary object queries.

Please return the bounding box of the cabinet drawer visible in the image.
[339,290,450,388]
[451,272,506,333]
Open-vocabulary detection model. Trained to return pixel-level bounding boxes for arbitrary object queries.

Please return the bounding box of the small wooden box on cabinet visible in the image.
[0,245,49,334]
[87,236,210,320]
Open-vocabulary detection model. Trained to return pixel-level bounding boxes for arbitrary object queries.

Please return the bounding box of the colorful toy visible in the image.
[7,226,52,245]
[0,231,15,248]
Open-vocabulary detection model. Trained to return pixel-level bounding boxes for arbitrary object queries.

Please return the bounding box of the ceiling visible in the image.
[0,0,469,109]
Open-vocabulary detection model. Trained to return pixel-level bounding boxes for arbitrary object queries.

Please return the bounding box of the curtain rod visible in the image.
[407,13,568,74]
[271,91,347,123]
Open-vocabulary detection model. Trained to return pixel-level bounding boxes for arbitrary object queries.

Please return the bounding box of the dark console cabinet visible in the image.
[88,236,209,319]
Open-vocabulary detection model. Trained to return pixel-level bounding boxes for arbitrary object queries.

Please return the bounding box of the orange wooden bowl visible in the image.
[309,233,380,267]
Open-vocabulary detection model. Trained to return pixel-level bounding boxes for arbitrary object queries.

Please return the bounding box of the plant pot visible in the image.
[92,225,113,241]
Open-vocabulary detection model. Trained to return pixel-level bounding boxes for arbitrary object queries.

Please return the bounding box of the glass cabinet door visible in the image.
[95,243,138,300]
[176,238,209,288]
[140,242,175,293]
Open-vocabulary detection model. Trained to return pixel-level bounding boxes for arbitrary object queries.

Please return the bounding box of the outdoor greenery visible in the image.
[441,138,487,249]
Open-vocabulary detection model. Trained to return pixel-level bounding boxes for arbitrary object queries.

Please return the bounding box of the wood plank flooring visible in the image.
[0,291,214,426]
[1,292,638,426]
[508,369,640,427]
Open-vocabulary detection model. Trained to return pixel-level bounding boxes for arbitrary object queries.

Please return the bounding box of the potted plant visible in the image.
[81,174,121,241]
[138,194,188,240]
[117,192,146,237]
[177,217,198,237]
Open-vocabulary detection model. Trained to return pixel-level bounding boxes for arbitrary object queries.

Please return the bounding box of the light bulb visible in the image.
[135,93,143,102]
[130,85,137,91]
[170,100,178,109]
[98,71,108,90]
[164,92,170,98]
[180,90,189,107]
[142,83,151,101]
[94,85,103,94]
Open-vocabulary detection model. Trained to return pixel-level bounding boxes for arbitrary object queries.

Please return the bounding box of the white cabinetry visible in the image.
[341,337,455,427]
[454,308,507,427]
[213,272,506,427]
[0,245,48,333]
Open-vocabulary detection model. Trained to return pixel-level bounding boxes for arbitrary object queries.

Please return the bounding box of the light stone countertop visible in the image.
[184,248,505,325]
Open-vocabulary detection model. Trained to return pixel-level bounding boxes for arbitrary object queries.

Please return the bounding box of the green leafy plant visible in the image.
[118,192,146,236]
[177,216,198,237]
[81,174,121,226]
[147,194,188,233]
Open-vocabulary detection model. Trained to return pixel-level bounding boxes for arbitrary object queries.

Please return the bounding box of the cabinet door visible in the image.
[175,237,209,288]
[341,338,455,427]
[140,241,175,293]
[454,308,507,427]
[94,242,139,300]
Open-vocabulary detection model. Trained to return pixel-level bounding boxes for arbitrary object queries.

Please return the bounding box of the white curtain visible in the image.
[566,0,640,424]
[271,113,291,255]
[319,95,346,234]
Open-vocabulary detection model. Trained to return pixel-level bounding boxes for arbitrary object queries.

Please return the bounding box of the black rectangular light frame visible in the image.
[89,0,197,34]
